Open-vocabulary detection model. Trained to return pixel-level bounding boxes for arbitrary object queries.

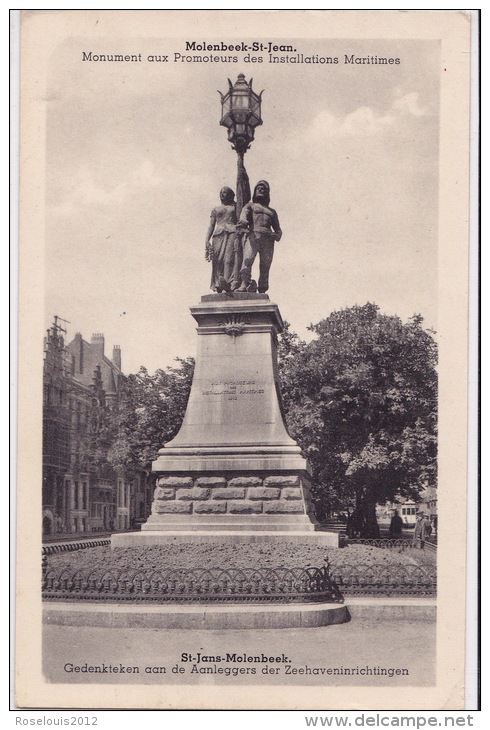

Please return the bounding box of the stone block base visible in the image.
[142,471,316,532]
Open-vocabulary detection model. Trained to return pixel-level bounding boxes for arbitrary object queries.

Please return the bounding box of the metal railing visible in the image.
[346,538,437,553]
[42,539,111,556]
[41,535,437,603]
[330,563,436,596]
[42,564,345,604]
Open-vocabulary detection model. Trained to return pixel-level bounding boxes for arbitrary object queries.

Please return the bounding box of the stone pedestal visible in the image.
[112,294,338,547]
[143,472,315,533]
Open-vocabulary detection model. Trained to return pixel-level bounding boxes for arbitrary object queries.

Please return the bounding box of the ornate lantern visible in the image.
[219,74,263,156]
[218,74,264,217]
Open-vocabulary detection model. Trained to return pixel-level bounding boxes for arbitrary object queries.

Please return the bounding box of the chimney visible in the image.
[74,332,83,374]
[112,345,121,371]
[91,333,105,363]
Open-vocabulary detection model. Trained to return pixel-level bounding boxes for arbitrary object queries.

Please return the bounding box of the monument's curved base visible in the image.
[43,600,350,630]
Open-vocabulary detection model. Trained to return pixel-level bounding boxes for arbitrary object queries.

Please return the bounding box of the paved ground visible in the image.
[43,616,435,688]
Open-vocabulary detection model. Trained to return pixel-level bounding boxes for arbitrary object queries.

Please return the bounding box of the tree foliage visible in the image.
[101,358,194,475]
[278,304,437,534]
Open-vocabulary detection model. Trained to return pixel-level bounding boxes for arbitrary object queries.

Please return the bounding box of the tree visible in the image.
[278,304,437,536]
[100,358,194,476]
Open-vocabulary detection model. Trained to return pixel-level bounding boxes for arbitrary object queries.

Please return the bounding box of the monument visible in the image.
[112,75,337,547]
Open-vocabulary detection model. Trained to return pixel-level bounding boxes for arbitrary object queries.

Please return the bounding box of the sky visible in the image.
[44,35,440,375]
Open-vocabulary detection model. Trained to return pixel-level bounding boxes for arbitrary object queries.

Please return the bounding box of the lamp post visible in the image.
[219,74,263,217]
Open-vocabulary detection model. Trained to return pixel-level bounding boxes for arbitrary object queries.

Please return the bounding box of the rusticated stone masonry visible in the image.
[151,474,306,517]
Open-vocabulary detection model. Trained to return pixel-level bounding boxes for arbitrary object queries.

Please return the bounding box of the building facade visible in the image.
[42,319,152,536]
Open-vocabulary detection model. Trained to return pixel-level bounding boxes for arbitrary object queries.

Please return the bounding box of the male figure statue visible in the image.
[204,186,238,293]
[236,180,282,293]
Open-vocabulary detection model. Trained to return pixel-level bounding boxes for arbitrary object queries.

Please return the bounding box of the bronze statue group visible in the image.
[205,181,282,294]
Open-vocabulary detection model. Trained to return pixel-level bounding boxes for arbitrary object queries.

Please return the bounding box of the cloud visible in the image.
[342,106,394,136]
[306,92,428,141]
[49,159,163,216]
[392,92,427,117]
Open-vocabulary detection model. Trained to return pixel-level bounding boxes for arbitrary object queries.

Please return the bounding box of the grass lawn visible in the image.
[46,541,436,573]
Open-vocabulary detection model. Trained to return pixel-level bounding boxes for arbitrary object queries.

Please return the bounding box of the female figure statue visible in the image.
[204,186,238,293]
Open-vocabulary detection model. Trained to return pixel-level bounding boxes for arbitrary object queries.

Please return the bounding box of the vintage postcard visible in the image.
[15,9,476,711]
